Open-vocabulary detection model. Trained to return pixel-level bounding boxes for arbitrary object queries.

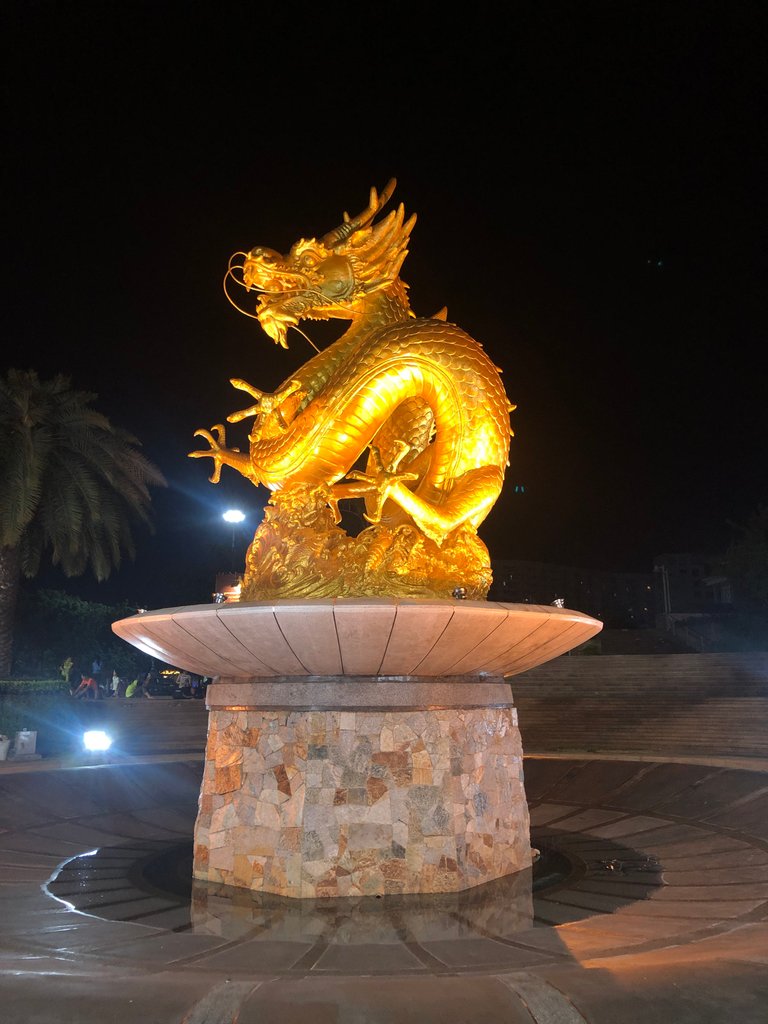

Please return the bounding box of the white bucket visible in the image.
[13,730,37,757]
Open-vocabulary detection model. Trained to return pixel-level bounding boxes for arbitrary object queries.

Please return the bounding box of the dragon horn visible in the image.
[322,178,397,247]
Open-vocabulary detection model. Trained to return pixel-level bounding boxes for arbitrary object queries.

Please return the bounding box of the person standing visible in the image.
[140,669,156,699]
[176,670,192,698]
[60,656,74,686]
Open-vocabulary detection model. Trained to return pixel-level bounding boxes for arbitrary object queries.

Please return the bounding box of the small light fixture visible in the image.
[551,597,565,608]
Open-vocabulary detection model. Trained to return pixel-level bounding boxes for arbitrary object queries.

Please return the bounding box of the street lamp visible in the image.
[222,509,246,564]
[653,564,672,629]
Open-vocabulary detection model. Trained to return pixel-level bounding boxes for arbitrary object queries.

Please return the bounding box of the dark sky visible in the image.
[3,2,766,608]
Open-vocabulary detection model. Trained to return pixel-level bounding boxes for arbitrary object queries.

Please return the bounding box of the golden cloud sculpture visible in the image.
[190,180,514,600]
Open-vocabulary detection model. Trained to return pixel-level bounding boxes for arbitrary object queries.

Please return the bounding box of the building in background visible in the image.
[489,553,735,645]
[651,553,732,616]
[489,560,657,629]
[213,572,242,603]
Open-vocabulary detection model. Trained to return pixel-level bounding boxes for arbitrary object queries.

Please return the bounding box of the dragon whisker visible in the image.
[222,271,263,320]
[228,251,249,270]
[288,323,322,353]
[222,271,322,352]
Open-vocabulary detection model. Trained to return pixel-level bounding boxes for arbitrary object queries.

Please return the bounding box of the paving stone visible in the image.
[419,937,556,969]
[311,941,426,973]
[239,974,533,1023]
[534,958,768,1024]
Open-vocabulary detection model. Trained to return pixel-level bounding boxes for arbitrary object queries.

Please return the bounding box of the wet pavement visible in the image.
[1,754,767,1022]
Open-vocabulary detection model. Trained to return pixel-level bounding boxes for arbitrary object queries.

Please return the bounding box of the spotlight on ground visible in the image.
[83,730,113,752]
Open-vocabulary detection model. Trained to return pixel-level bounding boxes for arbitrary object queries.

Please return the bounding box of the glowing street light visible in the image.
[222,509,246,566]
[222,509,246,524]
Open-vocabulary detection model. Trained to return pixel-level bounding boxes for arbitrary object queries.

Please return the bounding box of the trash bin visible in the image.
[0,735,11,761]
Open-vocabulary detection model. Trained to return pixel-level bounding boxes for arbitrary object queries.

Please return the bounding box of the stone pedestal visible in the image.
[114,598,603,899]
[193,676,530,898]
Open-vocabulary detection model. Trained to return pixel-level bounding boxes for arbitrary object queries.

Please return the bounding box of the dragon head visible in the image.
[235,179,416,348]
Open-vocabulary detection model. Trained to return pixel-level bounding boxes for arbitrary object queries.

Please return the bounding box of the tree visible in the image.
[12,587,148,680]
[721,505,768,649]
[0,370,166,675]
[725,506,768,609]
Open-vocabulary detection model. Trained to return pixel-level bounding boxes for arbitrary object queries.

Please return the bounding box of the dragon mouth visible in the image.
[243,253,312,348]
[257,301,298,348]
[243,250,310,294]
[256,287,332,347]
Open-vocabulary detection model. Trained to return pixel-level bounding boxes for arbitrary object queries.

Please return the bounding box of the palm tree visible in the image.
[0,369,166,676]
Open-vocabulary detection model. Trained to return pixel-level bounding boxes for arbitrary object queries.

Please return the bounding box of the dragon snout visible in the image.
[243,247,283,291]
[243,252,310,295]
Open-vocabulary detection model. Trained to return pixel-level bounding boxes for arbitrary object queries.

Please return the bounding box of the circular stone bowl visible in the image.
[112,598,602,679]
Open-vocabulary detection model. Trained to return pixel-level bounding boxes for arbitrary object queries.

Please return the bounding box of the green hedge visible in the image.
[0,678,68,695]
[11,586,152,679]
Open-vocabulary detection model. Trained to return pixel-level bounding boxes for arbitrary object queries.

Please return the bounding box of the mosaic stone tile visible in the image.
[194,706,530,897]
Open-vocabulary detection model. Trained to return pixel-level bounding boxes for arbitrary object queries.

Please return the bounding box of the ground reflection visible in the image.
[47,831,659,943]
[191,865,535,942]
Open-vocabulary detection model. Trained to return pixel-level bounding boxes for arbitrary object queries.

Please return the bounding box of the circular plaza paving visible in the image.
[0,754,766,1022]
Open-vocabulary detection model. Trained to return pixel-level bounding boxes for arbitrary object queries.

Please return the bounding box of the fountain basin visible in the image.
[112,598,602,680]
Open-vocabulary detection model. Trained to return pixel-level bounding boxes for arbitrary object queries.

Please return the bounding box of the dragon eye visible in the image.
[300,253,319,268]
[248,247,278,264]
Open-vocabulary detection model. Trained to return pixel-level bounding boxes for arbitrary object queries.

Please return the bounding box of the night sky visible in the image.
[4,3,765,609]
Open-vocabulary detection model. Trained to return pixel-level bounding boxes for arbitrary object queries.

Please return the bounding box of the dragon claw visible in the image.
[189,424,230,483]
[228,378,303,428]
[326,494,342,525]
[348,444,418,523]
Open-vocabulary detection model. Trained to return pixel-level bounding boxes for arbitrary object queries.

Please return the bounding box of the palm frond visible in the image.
[0,368,165,582]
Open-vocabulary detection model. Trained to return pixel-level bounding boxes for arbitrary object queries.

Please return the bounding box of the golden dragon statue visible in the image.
[190,179,514,600]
